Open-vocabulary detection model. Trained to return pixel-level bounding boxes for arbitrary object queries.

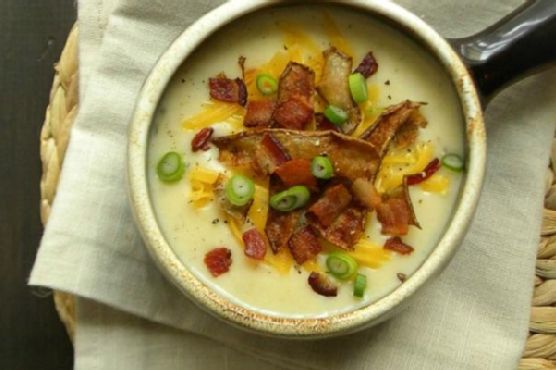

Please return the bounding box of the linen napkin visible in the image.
[31,0,556,369]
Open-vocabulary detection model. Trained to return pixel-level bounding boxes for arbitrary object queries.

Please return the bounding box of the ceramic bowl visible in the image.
[129,0,552,337]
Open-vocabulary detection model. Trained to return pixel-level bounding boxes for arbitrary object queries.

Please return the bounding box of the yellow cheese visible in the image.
[188,167,220,209]
[247,181,269,233]
[375,142,434,193]
[182,101,244,130]
[347,239,391,269]
[420,173,450,194]
[264,248,294,275]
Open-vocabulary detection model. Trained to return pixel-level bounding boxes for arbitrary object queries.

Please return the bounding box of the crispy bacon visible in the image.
[212,129,380,180]
[315,112,339,132]
[376,198,411,236]
[209,74,247,106]
[315,206,366,250]
[354,51,378,78]
[308,272,337,297]
[275,159,316,188]
[191,127,214,151]
[307,184,352,226]
[360,100,426,156]
[384,237,414,255]
[288,226,321,265]
[265,209,301,253]
[253,133,292,174]
[272,97,314,130]
[406,158,440,185]
[271,63,315,130]
[318,47,361,135]
[276,62,315,102]
[376,181,419,236]
[204,248,232,277]
[242,228,267,260]
[244,100,276,128]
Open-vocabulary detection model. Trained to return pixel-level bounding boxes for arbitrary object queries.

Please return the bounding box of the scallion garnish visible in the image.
[269,185,311,212]
[326,252,358,280]
[441,153,464,172]
[353,273,367,298]
[256,74,278,95]
[225,174,255,206]
[348,73,368,103]
[311,156,334,179]
[157,151,185,183]
[323,105,348,126]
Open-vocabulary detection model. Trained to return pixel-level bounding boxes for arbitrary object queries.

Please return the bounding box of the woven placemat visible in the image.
[39,23,556,369]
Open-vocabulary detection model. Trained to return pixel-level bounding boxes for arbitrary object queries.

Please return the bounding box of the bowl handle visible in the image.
[449,0,556,104]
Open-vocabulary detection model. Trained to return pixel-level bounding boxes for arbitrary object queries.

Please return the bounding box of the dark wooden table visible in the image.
[1,1,76,368]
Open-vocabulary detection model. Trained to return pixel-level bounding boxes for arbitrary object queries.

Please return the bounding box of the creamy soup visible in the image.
[148,4,464,318]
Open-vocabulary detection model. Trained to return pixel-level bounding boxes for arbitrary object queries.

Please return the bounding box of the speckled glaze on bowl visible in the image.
[128,0,486,338]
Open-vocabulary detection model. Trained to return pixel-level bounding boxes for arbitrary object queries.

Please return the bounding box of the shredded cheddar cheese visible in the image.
[182,101,244,131]
[375,142,434,193]
[347,239,391,269]
[247,181,270,233]
[264,248,294,274]
[188,167,220,208]
[420,173,450,194]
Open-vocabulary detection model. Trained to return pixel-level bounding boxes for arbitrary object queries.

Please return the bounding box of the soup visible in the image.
[147,4,464,318]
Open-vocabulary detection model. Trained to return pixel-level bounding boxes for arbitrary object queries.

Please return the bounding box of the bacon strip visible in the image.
[265,209,301,253]
[244,100,276,128]
[314,206,366,250]
[204,248,232,277]
[209,74,247,106]
[308,272,337,297]
[272,63,315,130]
[354,51,378,78]
[273,97,314,130]
[376,181,419,236]
[212,129,380,180]
[360,100,426,156]
[406,158,440,186]
[191,127,214,152]
[275,159,316,188]
[288,226,321,265]
[384,236,414,255]
[307,184,352,227]
[242,228,267,260]
[318,47,361,135]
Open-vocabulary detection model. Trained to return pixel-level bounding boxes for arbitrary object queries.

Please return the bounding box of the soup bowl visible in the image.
[128,0,556,337]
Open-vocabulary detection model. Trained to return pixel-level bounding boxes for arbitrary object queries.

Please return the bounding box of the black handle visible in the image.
[449,0,556,104]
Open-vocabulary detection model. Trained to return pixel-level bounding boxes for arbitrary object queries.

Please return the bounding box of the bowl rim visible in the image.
[128,0,486,337]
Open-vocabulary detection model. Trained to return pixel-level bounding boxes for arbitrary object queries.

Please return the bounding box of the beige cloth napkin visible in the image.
[31,0,556,369]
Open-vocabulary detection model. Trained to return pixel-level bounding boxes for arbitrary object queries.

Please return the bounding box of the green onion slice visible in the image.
[441,153,464,172]
[225,174,255,206]
[269,185,311,212]
[324,105,348,126]
[256,74,278,95]
[311,156,334,179]
[326,252,358,280]
[348,73,368,103]
[157,151,185,183]
[353,273,367,298]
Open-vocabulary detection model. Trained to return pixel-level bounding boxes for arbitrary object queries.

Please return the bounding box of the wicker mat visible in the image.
[39,24,556,369]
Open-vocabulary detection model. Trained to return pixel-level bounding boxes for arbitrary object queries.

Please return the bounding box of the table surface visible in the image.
[1,1,76,368]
